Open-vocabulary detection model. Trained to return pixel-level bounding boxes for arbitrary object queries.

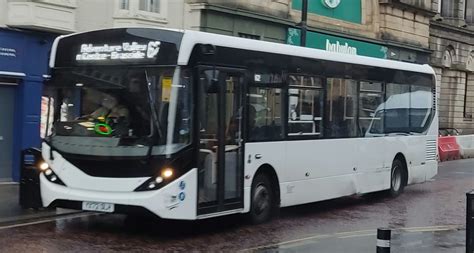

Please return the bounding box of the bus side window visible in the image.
[248,87,283,141]
[325,78,358,138]
[287,75,323,137]
[359,81,384,137]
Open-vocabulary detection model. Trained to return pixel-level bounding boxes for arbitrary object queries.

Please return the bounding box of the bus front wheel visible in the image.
[388,159,406,197]
[249,173,275,224]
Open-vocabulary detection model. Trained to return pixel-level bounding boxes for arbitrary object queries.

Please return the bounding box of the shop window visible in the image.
[248,87,283,141]
[325,78,358,138]
[359,81,384,136]
[288,75,323,137]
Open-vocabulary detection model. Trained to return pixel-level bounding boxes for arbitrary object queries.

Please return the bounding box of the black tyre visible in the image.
[249,173,275,224]
[388,159,406,197]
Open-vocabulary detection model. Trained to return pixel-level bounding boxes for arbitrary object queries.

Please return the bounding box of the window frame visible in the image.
[464,72,473,119]
[440,0,456,18]
[286,73,325,139]
[358,80,385,136]
[466,0,474,24]
[115,0,167,20]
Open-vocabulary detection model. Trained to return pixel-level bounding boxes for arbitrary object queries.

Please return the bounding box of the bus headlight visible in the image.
[162,168,173,179]
[43,168,65,186]
[135,168,175,192]
[39,162,49,171]
[155,177,163,184]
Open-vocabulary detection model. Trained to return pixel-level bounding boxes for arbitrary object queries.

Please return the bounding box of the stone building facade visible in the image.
[430,0,474,134]
[187,0,473,134]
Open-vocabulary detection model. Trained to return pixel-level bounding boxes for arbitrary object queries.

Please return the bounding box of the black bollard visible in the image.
[376,228,391,253]
[467,191,474,253]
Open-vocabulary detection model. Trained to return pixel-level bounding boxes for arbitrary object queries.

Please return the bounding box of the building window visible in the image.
[464,73,473,119]
[238,33,261,40]
[441,0,456,18]
[119,0,129,10]
[466,0,474,23]
[139,0,160,13]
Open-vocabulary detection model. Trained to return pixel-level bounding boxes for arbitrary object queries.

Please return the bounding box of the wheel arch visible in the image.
[253,164,281,207]
[394,152,408,186]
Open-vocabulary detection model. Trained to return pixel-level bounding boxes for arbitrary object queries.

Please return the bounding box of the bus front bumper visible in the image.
[40,169,198,220]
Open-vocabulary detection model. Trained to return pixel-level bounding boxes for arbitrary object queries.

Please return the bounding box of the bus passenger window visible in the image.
[325,78,358,138]
[248,87,282,141]
[385,83,410,134]
[359,81,384,137]
[287,75,323,137]
[409,85,432,133]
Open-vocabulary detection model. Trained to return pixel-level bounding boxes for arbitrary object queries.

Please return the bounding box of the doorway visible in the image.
[197,67,246,215]
[0,85,16,181]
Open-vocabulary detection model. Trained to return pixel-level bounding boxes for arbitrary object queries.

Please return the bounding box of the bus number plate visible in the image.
[82,201,115,213]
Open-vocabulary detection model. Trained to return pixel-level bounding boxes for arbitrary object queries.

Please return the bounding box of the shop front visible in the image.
[0,28,54,182]
[287,28,430,64]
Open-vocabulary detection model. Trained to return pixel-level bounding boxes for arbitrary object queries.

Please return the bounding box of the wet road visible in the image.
[0,159,472,252]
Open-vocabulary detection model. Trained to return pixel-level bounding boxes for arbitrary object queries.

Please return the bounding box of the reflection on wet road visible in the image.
[0,159,472,252]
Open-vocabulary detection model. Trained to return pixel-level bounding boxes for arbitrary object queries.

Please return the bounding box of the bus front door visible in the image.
[197,67,245,216]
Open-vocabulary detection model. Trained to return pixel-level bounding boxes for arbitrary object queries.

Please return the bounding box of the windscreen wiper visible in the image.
[144,70,162,159]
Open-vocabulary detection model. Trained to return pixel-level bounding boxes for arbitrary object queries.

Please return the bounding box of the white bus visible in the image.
[37,28,438,224]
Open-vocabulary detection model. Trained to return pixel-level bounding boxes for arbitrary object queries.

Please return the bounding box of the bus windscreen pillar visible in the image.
[468,190,474,253]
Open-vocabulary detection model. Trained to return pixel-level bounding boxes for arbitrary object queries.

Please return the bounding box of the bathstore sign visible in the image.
[76,41,161,61]
[0,47,17,58]
[326,40,357,55]
[287,28,388,59]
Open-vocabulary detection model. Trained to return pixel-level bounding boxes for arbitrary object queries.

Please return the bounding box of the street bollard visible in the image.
[467,190,474,253]
[19,148,43,209]
[376,228,391,253]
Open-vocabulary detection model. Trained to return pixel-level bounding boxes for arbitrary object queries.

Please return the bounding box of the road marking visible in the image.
[400,225,461,232]
[0,212,100,230]
[338,232,376,239]
[240,224,463,252]
[0,182,19,185]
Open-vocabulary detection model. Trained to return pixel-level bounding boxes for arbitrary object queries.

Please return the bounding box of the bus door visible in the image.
[196,67,246,216]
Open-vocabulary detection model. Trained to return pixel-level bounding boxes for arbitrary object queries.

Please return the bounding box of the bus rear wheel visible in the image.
[388,159,406,197]
[249,173,275,224]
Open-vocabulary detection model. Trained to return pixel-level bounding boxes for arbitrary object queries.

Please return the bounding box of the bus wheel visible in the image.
[249,173,274,224]
[388,159,405,197]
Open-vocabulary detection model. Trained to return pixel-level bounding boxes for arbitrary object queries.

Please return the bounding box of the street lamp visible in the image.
[299,0,308,47]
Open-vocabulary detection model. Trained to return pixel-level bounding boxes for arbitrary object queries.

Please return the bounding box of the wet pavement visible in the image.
[0,184,78,225]
[0,159,472,252]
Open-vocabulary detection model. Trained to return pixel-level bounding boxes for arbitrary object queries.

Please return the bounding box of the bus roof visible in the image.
[179,29,434,75]
[50,27,434,75]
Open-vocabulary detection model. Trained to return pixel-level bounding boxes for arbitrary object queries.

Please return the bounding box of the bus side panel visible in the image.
[279,175,355,207]
[355,137,396,194]
[281,139,357,207]
[244,142,286,212]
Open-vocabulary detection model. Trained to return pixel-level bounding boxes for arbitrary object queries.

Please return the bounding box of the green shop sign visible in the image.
[292,0,361,24]
[287,28,388,59]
